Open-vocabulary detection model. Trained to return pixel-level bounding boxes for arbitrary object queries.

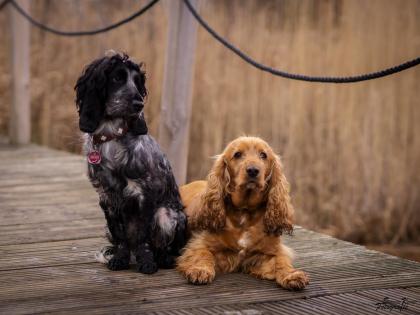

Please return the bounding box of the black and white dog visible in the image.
[75,52,186,274]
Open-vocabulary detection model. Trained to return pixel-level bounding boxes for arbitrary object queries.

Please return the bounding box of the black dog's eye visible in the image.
[233,151,242,159]
[260,152,267,159]
[112,70,126,83]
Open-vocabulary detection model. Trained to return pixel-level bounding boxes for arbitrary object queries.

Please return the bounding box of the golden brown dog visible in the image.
[177,136,309,290]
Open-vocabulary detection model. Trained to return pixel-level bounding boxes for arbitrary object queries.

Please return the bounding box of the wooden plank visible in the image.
[146,288,420,315]
[305,258,420,284]
[0,189,97,206]
[0,238,105,271]
[407,287,420,293]
[0,173,87,188]
[161,296,363,315]
[0,144,72,158]
[0,153,82,163]
[0,180,92,195]
[158,0,199,185]
[0,171,88,186]
[8,0,31,145]
[0,202,101,226]
[0,161,86,176]
[0,218,105,245]
[0,194,97,209]
[293,247,390,269]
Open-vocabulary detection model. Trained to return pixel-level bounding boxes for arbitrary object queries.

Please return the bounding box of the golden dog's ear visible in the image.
[190,155,228,232]
[264,155,294,235]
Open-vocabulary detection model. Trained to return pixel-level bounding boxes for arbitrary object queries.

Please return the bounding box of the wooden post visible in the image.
[9,0,31,145]
[159,0,199,185]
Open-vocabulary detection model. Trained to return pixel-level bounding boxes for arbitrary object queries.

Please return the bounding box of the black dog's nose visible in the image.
[246,167,259,178]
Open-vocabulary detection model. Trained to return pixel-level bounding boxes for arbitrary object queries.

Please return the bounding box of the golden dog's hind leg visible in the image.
[274,245,309,290]
[176,236,216,284]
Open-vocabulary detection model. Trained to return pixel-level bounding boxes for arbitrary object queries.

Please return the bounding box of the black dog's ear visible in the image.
[129,112,148,135]
[74,58,108,133]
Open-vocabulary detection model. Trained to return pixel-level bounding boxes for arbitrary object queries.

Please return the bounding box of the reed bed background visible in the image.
[1,0,419,247]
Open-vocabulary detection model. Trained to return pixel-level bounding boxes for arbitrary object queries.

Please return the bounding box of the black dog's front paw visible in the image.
[107,257,130,271]
[136,261,158,274]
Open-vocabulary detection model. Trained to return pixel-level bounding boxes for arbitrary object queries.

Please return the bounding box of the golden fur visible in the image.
[177,136,309,290]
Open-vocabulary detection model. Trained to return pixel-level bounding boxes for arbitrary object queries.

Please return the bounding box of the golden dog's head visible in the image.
[198,136,294,235]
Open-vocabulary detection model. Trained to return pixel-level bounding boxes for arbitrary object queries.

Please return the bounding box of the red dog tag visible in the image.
[87,150,101,165]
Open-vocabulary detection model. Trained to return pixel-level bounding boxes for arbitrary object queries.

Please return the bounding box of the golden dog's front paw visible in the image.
[278,270,309,291]
[184,268,215,285]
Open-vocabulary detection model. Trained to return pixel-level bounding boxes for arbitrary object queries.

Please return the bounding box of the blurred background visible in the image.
[0,0,419,260]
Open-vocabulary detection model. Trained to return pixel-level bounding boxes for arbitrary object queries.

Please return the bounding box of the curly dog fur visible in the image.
[75,52,186,274]
[177,136,309,290]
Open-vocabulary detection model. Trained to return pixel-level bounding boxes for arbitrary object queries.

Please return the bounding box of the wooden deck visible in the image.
[0,143,419,315]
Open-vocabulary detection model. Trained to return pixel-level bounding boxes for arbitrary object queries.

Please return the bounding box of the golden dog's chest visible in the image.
[237,231,251,249]
[237,231,253,260]
[223,214,265,254]
[220,210,281,258]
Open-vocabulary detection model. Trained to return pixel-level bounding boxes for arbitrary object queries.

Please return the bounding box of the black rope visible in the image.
[8,0,159,36]
[184,0,420,83]
[0,0,11,11]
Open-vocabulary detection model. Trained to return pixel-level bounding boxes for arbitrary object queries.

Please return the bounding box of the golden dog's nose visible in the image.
[246,166,259,178]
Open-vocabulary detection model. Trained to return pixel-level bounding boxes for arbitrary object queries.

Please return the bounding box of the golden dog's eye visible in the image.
[233,151,242,159]
[260,152,267,159]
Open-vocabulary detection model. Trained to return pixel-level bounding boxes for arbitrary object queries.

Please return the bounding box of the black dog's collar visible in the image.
[88,121,129,165]
[92,125,128,146]
[91,115,148,146]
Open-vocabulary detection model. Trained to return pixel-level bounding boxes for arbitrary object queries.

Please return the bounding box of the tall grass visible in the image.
[1,0,419,244]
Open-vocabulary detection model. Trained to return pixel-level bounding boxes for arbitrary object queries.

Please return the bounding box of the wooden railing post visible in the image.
[9,0,31,145]
[158,0,199,185]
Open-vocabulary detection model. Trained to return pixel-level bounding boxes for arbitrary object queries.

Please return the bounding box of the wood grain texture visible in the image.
[0,144,419,314]
[158,0,199,185]
[8,0,30,145]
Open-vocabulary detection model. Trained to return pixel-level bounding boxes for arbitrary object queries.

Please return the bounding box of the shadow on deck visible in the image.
[0,143,419,314]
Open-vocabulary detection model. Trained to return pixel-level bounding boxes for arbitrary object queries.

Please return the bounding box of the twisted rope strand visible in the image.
[8,0,159,36]
[183,0,420,83]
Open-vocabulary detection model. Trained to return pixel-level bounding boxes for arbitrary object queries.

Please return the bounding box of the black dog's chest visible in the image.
[87,141,127,191]
[98,140,126,167]
[88,138,151,191]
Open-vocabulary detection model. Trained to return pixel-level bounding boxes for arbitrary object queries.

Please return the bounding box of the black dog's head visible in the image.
[75,52,148,134]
